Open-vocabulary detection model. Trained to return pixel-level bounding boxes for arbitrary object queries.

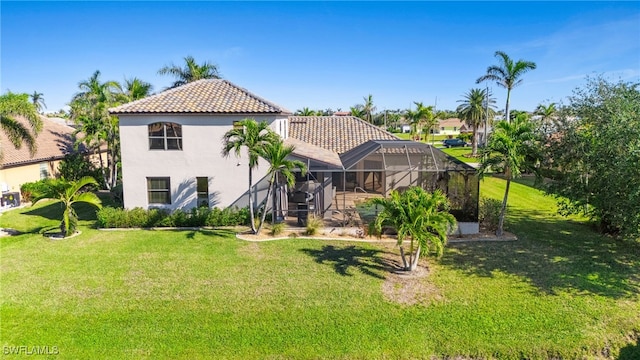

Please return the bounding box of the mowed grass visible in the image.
[1,179,639,359]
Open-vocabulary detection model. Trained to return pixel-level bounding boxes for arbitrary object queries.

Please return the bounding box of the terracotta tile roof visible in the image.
[284,137,343,169]
[109,79,290,115]
[1,116,80,168]
[288,116,399,154]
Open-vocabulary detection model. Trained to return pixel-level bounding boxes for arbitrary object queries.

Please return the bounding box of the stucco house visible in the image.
[0,116,84,204]
[110,79,479,233]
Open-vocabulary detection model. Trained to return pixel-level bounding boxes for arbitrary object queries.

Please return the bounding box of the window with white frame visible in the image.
[147,177,171,204]
[148,122,182,150]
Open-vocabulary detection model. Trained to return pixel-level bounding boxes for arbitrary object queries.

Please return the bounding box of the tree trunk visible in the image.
[409,244,421,272]
[496,172,511,237]
[505,88,511,124]
[256,177,274,235]
[472,126,478,156]
[399,246,409,270]
[248,168,256,234]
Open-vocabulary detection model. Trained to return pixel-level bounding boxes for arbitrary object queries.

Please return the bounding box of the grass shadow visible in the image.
[618,335,640,360]
[443,207,640,299]
[300,244,394,280]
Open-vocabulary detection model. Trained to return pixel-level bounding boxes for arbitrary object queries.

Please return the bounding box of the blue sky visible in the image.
[2,1,639,115]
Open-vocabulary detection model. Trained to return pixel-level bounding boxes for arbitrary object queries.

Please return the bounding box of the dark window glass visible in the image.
[148,122,182,150]
[147,177,171,204]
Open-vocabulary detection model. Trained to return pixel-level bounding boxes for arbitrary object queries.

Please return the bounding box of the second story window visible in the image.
[149,122,182,150]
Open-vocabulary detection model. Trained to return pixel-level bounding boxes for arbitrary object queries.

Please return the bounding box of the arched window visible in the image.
[148,122,182,150]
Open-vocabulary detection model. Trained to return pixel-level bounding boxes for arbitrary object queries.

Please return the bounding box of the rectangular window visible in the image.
[147,177,171,204]
[196,177,208,207]
[149,122,182,150]
[39,163,49,179]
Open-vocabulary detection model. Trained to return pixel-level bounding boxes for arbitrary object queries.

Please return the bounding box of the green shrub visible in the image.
[20,178,62,202]
[96,206,249,228]
[479,197,502,231]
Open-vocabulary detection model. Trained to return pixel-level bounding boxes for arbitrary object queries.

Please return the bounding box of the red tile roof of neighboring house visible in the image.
[288,116,399,154]
[1,116,79,168]
[109,79,291,115]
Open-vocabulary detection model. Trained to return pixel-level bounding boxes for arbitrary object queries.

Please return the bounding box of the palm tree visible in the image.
[362,94,376,123]
[222,118,279,234]
[70,70,121,190]
[295,107,316,116]
[534,102,557,135]
[121,77,153,102]
[480,115,539,236]
[158,55,221,89]
[456,88,496,156]
[476,51,536,123]
[256,139,307,235]
[0,92,42,160]
[350,105,366,119]
[29,91,46,113]
[405,102,435,141]
[370,187,456,272]
[32,176,103,237]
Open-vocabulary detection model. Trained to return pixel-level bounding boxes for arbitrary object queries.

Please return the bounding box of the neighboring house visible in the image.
[0,116,80,198]
[435,118,468,136]
[110,80,480,233]
[109,79,291,211]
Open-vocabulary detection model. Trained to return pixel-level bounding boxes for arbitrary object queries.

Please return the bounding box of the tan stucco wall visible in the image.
[0,159,59,194]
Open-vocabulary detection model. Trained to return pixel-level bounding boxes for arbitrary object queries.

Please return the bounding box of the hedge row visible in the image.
[96,206,250,228]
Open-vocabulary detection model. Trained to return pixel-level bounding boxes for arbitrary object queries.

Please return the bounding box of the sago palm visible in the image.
[32,176,103,237]
[256,139,307,235]
[222,119,279,234]
[370,187,456,272]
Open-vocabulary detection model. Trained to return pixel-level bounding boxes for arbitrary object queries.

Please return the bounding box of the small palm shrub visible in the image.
[479,197,502,231]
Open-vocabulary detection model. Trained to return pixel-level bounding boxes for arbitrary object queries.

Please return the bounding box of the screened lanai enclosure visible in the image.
[271,140,479,232]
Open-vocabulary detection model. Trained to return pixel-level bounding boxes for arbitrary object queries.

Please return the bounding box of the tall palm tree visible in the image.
[29,91,46,113]
[222,118,279,234]
[480,115,539,236]
[370,187,456,272]
[362,94,376,123]
[158,55,221,89]
[476,51,536,123]
[456,88,496,156]
[256,139,307,235]
[32,176,103,237]
[70,70,121,190]
[121,77,153,102]
[0,92,42,160]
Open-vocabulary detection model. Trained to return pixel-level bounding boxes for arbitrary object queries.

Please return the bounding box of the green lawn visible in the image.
[1,179,639,359]
[439,146,479,163]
